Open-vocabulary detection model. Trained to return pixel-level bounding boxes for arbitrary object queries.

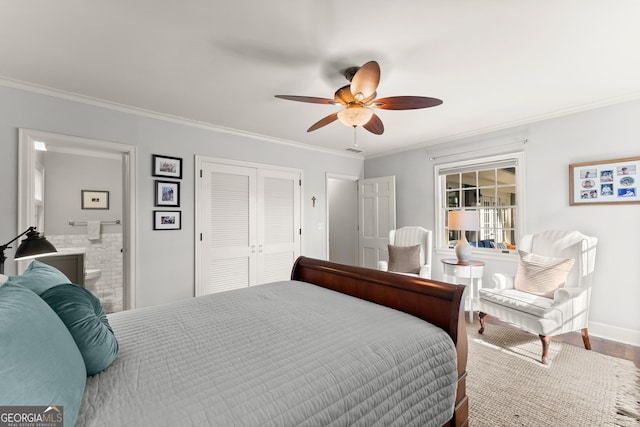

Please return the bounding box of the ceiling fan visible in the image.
[275,60,443,135]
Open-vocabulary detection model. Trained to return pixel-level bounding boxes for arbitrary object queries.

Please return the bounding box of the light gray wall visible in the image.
[365,99,640,341]
[0,85,363,307]
[44,152,123,235]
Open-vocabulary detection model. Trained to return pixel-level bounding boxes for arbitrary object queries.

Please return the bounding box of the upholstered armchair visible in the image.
[377,226,433,279]
[478,230,598,364]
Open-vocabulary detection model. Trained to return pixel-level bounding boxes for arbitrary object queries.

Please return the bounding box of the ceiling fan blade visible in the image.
[363,113,384,135]
[360,91,377,106]
[307,112,339,132]
[275,95,336,105]
[350,61,380,101]
[334,85,355,104]
[372,96,443,110]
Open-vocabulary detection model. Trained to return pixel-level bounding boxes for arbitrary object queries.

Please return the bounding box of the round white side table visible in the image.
[441,258,485,323]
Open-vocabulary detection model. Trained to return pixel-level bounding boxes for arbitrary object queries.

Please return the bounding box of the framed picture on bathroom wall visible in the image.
[569,156,640,205]
[152,154,182,179]
[81,190,110,210]
[154,180,180,207]
[153,211,181,230]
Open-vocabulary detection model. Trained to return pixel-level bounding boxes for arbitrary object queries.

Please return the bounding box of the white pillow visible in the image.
[0,273,8,285]
[514,251,575,298]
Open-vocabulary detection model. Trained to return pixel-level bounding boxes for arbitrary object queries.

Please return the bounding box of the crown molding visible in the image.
[0,77,363,160]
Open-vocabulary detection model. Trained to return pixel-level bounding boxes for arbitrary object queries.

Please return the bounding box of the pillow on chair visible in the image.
[514,251,575,298]
[388,244,421,274]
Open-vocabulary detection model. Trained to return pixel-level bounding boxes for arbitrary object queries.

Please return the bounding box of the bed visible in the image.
[0,257,468,427]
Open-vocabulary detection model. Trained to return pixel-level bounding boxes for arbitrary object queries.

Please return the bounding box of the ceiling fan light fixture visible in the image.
[337,106,373,128]
[275,60,442,134]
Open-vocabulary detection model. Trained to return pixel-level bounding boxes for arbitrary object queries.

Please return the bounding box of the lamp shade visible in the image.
[338,105,374,127]
[14,229,57,260]
[448,210,479,231]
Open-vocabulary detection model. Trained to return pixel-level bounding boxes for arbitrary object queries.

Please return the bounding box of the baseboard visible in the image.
[589,321,640,348]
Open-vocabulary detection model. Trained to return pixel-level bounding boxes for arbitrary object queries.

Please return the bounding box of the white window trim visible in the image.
[434,152,526,260]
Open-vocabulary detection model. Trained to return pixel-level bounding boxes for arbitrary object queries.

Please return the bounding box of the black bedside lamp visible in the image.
[0,226,57,275]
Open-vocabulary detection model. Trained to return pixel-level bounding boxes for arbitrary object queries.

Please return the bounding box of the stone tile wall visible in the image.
[48,233,123,313]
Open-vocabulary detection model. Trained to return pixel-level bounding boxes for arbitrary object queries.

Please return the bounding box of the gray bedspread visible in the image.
[77,280,457,427]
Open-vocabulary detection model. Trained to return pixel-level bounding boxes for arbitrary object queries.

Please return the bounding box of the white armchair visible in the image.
[478,230,597,364]
[377,226,433,279]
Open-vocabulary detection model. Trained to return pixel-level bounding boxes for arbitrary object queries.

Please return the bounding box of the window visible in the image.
[435,152,524,255]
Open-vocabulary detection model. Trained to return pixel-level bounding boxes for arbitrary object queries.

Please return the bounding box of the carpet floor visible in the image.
[466,322,640,426]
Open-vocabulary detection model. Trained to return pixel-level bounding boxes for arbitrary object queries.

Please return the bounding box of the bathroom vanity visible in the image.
[37,248,85,286]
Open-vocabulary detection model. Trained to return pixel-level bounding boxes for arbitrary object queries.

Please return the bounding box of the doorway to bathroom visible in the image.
[18,129,137,312]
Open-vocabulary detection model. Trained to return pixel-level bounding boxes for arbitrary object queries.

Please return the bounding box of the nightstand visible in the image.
[441,258,485,323]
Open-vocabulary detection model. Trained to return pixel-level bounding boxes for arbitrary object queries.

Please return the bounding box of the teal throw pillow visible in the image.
[41,284,119,376]
[0,282,86,427]
[7,260,71,295]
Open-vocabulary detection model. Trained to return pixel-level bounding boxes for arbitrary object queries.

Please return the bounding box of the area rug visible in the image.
[466,322,640,426]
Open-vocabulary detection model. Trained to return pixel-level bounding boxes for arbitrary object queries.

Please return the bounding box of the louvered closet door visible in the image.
[257,169,301,284]
[198,159,301,296]
[200,163,257,294]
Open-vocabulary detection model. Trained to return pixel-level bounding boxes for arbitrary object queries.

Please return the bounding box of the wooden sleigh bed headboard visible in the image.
[291,257,469,427]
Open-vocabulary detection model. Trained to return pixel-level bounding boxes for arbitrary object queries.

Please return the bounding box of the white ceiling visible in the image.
[2,1,640,157]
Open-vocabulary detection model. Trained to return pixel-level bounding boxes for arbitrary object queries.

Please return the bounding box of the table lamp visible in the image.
[448,210,479,262]
[0,226,57,274]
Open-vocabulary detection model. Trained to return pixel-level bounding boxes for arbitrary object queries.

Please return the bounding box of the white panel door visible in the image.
[257,169,301,284]
[358,176,396,268]
[199,162,257,295]
[197,158,301,296]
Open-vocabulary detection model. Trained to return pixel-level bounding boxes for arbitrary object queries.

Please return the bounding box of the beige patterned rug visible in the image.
[466,322,640,426]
